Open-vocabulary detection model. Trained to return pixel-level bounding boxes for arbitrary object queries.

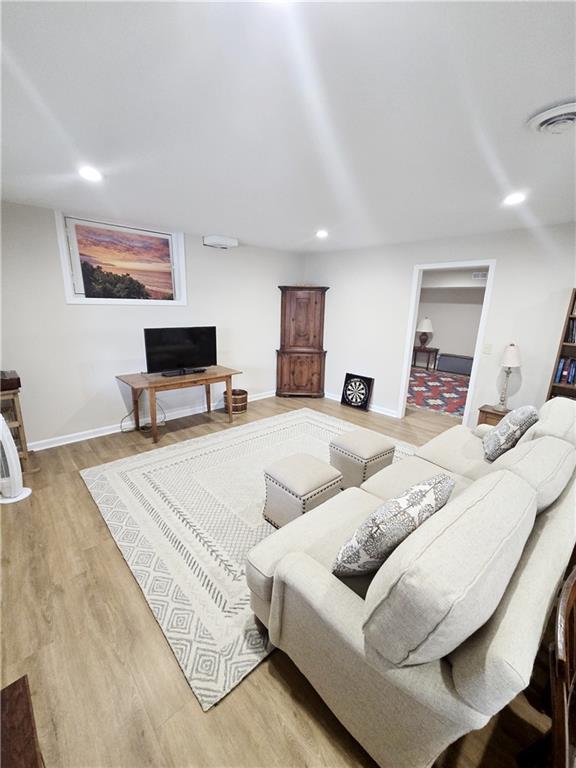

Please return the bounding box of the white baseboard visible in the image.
[324,392,400,419]
[368,403,402,418]
[28,390,277,452]
[29,423,128,452]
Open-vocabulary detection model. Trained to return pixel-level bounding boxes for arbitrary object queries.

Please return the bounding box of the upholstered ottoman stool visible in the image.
[329,429,395,489]
[263,453,342,528]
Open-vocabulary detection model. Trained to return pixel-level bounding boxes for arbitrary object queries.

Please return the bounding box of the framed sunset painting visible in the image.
[57,214,186,305]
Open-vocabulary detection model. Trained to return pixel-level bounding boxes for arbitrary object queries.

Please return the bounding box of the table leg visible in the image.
[12,393,29,461]
[205,383,211,413]
[132,388,141,430]
[149,389,158,443]
[225,378,233,423]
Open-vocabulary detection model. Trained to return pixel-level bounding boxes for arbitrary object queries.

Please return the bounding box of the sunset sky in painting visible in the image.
[76,224,174,298]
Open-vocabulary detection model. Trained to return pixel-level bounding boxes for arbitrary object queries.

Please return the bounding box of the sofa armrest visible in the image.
[268,552,485,730]
[269,551,365,651]
[472,423,492,438]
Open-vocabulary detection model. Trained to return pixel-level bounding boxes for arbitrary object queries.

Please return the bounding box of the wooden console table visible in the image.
[116,365,242,443]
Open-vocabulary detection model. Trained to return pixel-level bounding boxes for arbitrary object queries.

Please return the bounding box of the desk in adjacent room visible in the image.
[116,365,242,443]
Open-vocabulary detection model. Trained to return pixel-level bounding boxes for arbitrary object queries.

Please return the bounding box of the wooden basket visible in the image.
[224,389,248,413]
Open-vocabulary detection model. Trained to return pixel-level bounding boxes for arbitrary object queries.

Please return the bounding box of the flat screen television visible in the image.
[144,326,217,375]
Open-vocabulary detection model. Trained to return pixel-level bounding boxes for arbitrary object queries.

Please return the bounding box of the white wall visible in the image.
[303,224,575,420]
[1,202,300,445]
[421,269,488,288]
[416,287,485,358]
[2,202,574,446]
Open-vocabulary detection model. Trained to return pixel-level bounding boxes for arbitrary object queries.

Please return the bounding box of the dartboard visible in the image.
[345,378,367,404]
[341,373,374,410]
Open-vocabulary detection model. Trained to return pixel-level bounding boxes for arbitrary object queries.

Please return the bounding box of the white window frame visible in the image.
[55,211,187,306]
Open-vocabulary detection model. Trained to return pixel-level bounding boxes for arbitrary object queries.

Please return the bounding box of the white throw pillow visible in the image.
[483,406,539,461]
[332,474,455,577]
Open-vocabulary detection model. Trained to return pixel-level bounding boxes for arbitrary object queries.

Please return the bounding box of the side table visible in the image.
[412,346,439,370]
[0,388,30,465]
[477,404,510,427]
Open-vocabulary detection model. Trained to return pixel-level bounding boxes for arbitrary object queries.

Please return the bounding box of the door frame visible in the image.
[397,259,496,427]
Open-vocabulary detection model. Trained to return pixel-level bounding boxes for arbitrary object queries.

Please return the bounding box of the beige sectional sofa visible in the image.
[246,397,576,768]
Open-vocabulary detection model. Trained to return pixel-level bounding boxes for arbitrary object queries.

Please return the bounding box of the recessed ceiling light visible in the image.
[78,165,103,182]
[315,229,328,239]
[502,191,527,207]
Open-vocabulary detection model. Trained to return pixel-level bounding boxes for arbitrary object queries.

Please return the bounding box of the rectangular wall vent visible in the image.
[472,272,488,280]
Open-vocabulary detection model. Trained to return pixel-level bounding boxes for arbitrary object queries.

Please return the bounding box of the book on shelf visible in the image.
[555,358,564,383]
[554,357,576,385]
[567,317,576,343]
[548,288,576,400]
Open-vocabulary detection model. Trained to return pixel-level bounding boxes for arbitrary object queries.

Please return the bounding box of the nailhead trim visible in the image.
[329,445,395,482]
[262,470,343,523]
[264,472,342,503]
[329,444,395,463]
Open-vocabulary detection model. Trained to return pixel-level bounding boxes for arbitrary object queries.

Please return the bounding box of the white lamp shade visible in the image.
[416,317,433,333]
[501,343,521,368]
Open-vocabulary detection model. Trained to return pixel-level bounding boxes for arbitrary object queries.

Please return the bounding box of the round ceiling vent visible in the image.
[527,102,576,134]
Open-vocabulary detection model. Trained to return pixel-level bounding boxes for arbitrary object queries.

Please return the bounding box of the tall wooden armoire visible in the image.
[276,285,329,397]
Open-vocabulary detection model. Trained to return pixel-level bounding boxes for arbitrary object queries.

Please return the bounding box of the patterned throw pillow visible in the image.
[482,405,539,462]
[332,474,456,577]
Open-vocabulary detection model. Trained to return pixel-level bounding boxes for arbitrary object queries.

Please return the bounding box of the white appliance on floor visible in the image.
[0,413,31,504]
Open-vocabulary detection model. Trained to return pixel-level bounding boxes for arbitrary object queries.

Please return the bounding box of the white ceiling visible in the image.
[2,2,575,252]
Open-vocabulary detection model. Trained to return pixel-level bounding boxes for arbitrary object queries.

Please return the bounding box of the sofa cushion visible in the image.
[361,455,471,500]
[449,479,576,716]
[494,436,576,513]
[415,425,491,479]
[482,406,539,461]
[333,474,455,576]
[362,470,537,667]
[521,396,576,447]
[246,487,384,607]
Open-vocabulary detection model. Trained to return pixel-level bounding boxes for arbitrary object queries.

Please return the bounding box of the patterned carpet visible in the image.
[81,409,414,710]
[408,367,469,416]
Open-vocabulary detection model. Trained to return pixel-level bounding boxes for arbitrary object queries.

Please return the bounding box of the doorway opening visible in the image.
[398,260,496,426]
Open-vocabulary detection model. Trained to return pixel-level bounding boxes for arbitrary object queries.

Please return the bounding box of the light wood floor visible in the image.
[2,397,549,767]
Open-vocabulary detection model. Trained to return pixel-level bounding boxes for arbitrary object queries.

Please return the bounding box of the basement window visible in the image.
[56,212,187,305]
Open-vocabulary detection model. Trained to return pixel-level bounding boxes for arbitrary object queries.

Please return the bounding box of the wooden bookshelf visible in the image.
[548,288,576,400]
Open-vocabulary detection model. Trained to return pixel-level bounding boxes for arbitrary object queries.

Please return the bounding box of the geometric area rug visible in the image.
[408,367,469,416]
[80,408,414,711]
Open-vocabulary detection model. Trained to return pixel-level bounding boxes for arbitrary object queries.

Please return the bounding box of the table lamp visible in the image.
[416,317,433,347]
[496,343,521,411]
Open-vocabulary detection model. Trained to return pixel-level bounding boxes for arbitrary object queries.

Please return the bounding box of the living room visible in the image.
[1,2,575,767]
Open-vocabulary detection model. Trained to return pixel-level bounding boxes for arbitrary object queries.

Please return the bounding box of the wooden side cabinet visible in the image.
[477,403,509,427]
[276,286,329,397]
